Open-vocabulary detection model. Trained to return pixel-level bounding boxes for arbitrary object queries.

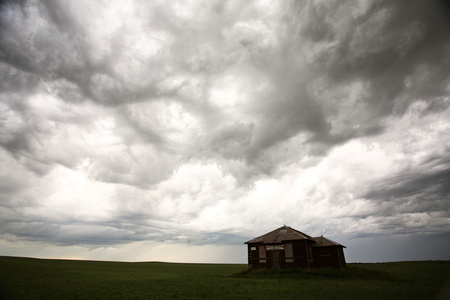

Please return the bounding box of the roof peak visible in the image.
[244,225,313,244]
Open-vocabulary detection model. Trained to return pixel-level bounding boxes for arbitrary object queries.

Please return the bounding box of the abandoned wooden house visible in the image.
[244,225,346,269]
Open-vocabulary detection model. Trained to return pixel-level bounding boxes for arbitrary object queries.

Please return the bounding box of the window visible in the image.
[285,243,294,263]
[259,245,266,263]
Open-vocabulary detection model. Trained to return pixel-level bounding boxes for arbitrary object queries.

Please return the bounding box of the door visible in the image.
[271,251,280,269]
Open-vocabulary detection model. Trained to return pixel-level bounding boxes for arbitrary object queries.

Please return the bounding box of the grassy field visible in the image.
[0,257,449,299]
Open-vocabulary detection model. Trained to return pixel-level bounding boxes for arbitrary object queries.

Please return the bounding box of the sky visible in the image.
[0,0,449,264]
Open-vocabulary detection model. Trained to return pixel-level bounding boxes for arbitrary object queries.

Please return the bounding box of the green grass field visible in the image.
[0,256,449,299]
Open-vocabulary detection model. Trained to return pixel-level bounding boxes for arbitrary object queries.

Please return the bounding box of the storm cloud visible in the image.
[0,0,449,262]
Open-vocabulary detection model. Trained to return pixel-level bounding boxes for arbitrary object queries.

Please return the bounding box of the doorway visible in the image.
[271,251,280,269]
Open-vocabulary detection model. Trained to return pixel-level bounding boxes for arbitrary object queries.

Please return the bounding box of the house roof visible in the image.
[244,225,346,248]
[244,225,314,244]
[311,236,346,248]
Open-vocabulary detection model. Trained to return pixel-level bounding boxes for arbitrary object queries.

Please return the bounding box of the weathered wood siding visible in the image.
[248,242,346,269]
[290,240,313,268]
[247,240,318,269]
[312,246,346,268]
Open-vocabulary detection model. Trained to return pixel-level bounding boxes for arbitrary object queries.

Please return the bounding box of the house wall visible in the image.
[288,240,310,268]
[338,247,346,268]
[247,240,315,269]
[247,244,262,269]
[247,242,346,269]
[311,246,346,268]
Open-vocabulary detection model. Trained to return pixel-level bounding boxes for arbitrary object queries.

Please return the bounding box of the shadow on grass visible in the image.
[232,266,402,282]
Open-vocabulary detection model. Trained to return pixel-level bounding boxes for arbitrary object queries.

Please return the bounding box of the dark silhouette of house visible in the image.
[244,225,346,269]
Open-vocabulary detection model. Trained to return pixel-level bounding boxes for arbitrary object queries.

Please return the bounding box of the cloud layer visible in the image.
[1,0,449,262]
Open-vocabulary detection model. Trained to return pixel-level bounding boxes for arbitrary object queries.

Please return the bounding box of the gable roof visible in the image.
[311,236,346,248]
[244,225,314,244]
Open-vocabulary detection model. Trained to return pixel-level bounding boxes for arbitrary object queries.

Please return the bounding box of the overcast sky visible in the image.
[0,0,449,263]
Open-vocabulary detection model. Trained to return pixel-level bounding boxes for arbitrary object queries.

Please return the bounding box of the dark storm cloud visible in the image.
[1,0,151,107]
[210,122,255,160]
[301,0,449,130]
[2,0,449,171]
[364,155,450,216]
[205,0,450,176]
[0,1,83,80]
[0,214,245,247]
[0,220,144,246]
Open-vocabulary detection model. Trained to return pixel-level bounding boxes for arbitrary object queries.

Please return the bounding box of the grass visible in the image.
[0,257,449,299]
